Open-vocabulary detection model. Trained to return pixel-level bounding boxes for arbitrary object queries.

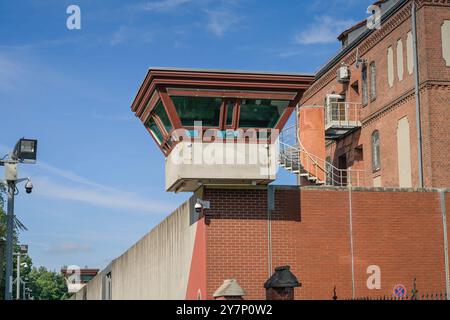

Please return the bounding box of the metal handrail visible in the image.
[325,101,361,128]
[279,125,365,187]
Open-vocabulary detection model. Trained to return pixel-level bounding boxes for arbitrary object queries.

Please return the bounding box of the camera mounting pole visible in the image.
[1,138,37,300]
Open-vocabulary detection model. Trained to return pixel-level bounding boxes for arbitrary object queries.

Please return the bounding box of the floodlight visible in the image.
[13,139,38,162]
[19,244,28,254]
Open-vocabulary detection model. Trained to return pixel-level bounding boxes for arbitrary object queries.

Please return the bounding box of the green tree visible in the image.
[0,183,7,299]
[28,267,69,300]
[0,184,33,300]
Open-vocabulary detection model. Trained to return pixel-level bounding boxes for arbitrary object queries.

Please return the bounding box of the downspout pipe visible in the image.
[412,0,424,188]
[296,104,302,187]
[267,185,275,277]
[440,190,450,300]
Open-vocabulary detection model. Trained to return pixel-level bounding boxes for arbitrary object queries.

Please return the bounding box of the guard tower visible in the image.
[131,68,314,192]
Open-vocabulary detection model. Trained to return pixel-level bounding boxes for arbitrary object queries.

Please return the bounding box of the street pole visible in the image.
[4,181,15,300]
[1,138,37,300]
[22,281,26,300]
[16,253,21,300]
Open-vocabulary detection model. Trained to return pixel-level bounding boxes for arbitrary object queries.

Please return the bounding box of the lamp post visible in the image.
[0,138,37,300]
[26,287,33,300]
[21,277,29,300]
[14,244,28,300]
[25,287,31,300]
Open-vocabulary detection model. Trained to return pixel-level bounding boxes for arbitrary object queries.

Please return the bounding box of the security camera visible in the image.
[25,179,33,194]
[194,202,203,214]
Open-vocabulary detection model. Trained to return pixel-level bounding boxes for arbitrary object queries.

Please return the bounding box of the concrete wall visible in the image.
[165,141,277,192]
[73,196,201,300]
[85,271,103,300]
[72,186,450,300]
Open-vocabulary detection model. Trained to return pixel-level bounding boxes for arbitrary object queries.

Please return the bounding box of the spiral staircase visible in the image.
[278,125,365,187]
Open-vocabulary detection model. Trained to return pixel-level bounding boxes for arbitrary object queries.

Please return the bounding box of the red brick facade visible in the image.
[200,186,450,300]
[300,0,450,188]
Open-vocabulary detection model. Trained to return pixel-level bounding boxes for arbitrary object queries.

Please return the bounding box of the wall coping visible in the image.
[297,185,450,193]
[204,185,450,193]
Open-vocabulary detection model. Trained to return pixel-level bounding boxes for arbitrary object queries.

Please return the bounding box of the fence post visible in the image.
[411,278,418,300]
[332,286,337,300]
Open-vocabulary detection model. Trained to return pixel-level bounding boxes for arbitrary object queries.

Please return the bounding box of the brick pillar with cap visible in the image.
[264,266,301,300]
[213,279,246,300]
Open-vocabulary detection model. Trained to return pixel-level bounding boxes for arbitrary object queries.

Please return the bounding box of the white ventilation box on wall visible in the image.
[337,66,350,83]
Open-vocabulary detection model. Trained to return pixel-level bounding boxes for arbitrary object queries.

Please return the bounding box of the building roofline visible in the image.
[337,19,367,41]
[61,268,100,274]
[147,67,315,77]
[337,0,391,41]
[316,0,409,79]
[131,68,315,115]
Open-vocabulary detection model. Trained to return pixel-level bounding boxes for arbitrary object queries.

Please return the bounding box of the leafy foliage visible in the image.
[1,181,68,300]
[28,267,69,300]
[0,182,5,237]
[0,184,6,299]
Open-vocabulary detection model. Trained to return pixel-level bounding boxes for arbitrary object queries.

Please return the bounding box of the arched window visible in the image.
[372,131,381,171]
[370,62,377,101]
[362,63,368,106]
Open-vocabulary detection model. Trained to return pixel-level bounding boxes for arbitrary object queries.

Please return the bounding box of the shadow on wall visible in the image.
[201,186,301,222]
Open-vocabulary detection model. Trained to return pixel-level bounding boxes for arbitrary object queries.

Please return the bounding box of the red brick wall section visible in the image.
[299,107,326,182]
[350,190,446,298]
[445,192,450,282]
[203,188,270,300]
[295,189,353,299]
[202,187,449,300]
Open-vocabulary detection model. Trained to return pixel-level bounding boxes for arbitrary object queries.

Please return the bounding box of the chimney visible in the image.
[264,266,301,300]
[213,279,246,300]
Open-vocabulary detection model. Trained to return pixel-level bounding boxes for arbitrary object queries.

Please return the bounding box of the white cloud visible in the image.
[294,16,356,45]
[92,110,133,121]
[37,162,119,193]
[134,0,242,37]
[0,52,24,91]
[32,162,173,216]
[0,143,10,154]
[46,242,92,255]
[110,26,153,46]
[0,146,173,215]
[139,0,192,12]
[277,49,307,58]
[204,8,241,37]
[34,176,172,215]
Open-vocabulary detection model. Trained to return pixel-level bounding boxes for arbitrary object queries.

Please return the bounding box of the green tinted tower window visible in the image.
[171,96,222,127]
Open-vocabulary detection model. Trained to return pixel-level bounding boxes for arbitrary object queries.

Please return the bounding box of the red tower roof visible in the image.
[131,68,314,156]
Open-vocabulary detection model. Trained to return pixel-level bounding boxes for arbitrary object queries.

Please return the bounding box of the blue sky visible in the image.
[0,0,373,270]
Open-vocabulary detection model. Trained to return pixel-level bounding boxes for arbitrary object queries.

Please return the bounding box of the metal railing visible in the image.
[325,101,361,129]
[342,293,450,300]
[279,124,365,187]
[333,279,450,301]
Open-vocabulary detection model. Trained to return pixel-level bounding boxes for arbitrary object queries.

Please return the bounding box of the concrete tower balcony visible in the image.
[130,68,314,192]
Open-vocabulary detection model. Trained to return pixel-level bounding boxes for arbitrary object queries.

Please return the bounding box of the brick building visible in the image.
[72,186,450,300]
[71,0,450,300]
[299,0,450,188]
